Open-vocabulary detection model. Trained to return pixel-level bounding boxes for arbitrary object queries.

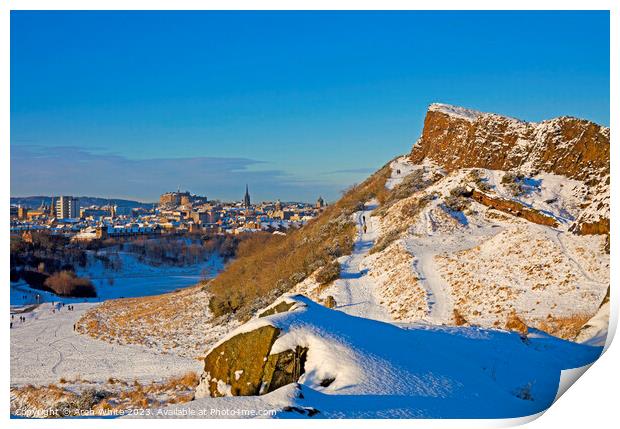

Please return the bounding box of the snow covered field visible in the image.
[10,249,219,389]
[10,302,201,387]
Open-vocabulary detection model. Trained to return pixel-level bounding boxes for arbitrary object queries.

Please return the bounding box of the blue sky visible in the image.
[11,11,609,203]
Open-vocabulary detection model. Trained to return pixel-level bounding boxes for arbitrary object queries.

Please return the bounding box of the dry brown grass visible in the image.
[77,284,222,358]
[535,313,593,340]
[11,372,201,418]
[161,371,199,390]
[505,310,529,335]
[453,309,468,326]
[367,240,427,321]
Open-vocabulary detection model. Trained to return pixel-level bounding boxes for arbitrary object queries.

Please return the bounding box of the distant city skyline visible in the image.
[11,11,610,201]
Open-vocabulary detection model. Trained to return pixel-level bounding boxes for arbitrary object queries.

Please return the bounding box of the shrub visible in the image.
[505,310,528,336]
[315,260,341,285]
[324,296,337,309]
[74,388,110,410]
[453,309,468,326]
[449,186,468,197]
[444,195,469,212]
[401,193,435,218]
[374,168,437,217]
[501,172,524,184]
[44,271,97,297]
[506,182,523,197]
[469,170,493,192]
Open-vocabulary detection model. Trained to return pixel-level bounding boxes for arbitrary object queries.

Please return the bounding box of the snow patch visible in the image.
[429,103,483,122]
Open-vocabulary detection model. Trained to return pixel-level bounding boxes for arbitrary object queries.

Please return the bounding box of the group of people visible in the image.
[10,314,28,328]
[11,310,34,329]
[10,302,77,329]
[51,302,76,313]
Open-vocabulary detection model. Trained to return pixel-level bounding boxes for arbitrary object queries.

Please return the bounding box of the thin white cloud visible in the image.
[10,145,341,202]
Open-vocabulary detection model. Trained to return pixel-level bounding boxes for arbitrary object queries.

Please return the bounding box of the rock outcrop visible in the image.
[410,103,610,234]
[258,300,297,318]
[196,299,308,398]
[470,189,559,227]
[411,103,609,185]
[198,325,281,397]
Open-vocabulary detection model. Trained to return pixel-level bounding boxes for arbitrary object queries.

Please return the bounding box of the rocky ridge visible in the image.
[410,103,610,234]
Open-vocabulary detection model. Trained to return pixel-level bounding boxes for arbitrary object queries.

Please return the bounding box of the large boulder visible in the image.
[196,299,309,398]
[197,325,280,397]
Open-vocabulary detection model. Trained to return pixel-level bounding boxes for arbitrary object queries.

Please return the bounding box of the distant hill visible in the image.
[10,196,154,209]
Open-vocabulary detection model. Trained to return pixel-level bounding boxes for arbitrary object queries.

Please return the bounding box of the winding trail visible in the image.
[326,200,393,323]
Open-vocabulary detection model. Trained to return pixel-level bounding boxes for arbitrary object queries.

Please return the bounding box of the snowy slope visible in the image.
[318,200,393,322]
[385,156,421,190]
[144,295,601,419]
[366,160,609,338]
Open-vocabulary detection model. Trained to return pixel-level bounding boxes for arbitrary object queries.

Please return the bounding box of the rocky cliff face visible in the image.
[410,103,610,234]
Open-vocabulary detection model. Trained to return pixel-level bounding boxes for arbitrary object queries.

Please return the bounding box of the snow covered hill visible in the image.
[15,103,608,419]
[294,154,608,341]
[142,295,602,419]
[165,104,609,419]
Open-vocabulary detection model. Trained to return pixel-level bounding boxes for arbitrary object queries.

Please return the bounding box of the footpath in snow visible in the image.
[385,156,421,190]
[10,302,201,386]
[404,219,506,325]
[325,200,393,323]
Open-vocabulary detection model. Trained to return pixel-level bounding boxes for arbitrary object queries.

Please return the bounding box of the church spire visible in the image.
[243,184,251,209]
